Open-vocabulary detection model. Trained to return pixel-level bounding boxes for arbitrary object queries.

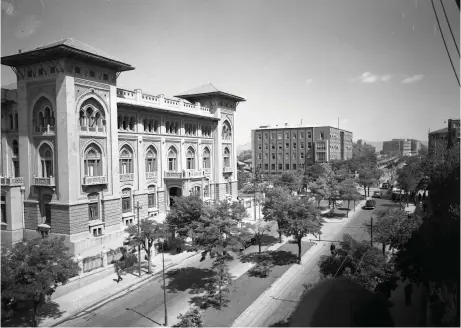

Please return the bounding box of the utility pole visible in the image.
[370,216,373,247]
[162,224,168,326]
[253,166,257,221]
[134,201,142,277]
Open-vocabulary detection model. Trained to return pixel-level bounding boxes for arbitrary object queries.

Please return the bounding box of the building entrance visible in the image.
[169,187,182,207]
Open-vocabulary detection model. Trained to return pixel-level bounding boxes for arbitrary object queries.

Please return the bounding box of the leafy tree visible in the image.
[283,197,324,262]
[174,307,203,327]
[166,196,204,247]
[237,149,252,162]
[1,237,79,327]
[237,167,251,190]
[262,186,291,243]
[357,169,375,197]
[125,219,162,274]
[304,163,328,183]
[307,177,329,208]
[274,171,302,192]
[242,219,272,253]
[396,164,423,206]
[318,234,396,295]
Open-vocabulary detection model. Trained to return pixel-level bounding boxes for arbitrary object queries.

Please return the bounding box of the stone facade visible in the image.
[1,39,244,255]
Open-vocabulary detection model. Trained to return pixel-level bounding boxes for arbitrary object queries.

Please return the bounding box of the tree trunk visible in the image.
[353,200,356,210]
[297,239,302,263]
[382,243,386,256]
[347,199,350,208]
[147,248,151,274]
[368,186,370,197]
[277,221,282,243]
[33,300,39,327]
[317,198,321,208]
[258,239,262,254]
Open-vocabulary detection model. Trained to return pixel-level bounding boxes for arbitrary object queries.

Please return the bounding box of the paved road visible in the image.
[233,196,395,327]
[59,222,282,327]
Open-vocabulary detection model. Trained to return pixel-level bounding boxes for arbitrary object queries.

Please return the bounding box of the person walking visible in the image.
[116,267,123,283]
[418,193,422,202]
[404,283,413,305]
[423,191,426,201]
[330,243,336,256]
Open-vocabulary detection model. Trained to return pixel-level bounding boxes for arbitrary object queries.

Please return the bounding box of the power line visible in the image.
[439,0,460,56]
[431,0,461,86]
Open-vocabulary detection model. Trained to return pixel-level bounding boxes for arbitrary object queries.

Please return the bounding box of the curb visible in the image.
[47,251,199,327]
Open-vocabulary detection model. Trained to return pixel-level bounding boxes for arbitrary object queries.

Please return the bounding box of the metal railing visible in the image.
[119,173,134,182]
[0,176,24,186]
[32,176,56,186]
[83,176,107,185]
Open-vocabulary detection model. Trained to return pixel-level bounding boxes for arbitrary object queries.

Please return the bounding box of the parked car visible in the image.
[372,191,382,198]
[364,199,376,209]
[381,183,389,189]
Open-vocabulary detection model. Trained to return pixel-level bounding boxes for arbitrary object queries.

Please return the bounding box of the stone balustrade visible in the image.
[33,176,56,186]
[83,176,107,185]
[146,171,157,180]
[0,176,24,186]
[164,171,182,179]
[119,173,134,182]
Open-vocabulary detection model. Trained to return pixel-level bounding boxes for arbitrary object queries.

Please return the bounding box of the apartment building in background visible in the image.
[0,38,244,255]
[382,138,420,157]
[429,119,460,156]
[251,124,353,173]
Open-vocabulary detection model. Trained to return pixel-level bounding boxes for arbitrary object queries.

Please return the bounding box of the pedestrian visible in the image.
[330,243,336,256]
[116,267,123,283]
[423,191,426,201]
[404,283,413,305]
[418,193,421,202]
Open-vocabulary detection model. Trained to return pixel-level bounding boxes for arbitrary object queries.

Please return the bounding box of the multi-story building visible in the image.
[251,124,353,173]
[0,38,244,255]
[382,138,417,157]
[429,119,460,156]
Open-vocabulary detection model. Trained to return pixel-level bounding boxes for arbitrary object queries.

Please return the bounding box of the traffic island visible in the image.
[200,241,315,327]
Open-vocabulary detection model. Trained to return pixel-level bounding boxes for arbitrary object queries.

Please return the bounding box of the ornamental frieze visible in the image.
[143,141,161,153]
[165,142,180,152]
[184,143,198,153]
[120,181,134,188]
[75,84,109,108]
[79,138,106,154]
[118,139,137,153]
[75,78,110,90]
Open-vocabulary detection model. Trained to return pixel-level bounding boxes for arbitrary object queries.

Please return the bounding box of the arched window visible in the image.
[174,122,178,134]
[119,146,133,174]
[9,114,13,129]
[192,125,196,135]
[12,140,19,178]
[118,115,123,130]
[84,144,102,177]
[86,107,94,127]
[80,110,86,127]
[222,121,232,140]
[39,144,53,178]
[123,116,128,130]
[44,107,52,127]
[203,148,210,169]
[14,113,18,130]
[154,120,159,132]
[167,147,177,171]
[223,147,230,168]
[129,117,135,131]
[144,118,148,132]
[145,147,157,173]
[166,122,170,133]
[186,147,195,170]
[148,119,153,132]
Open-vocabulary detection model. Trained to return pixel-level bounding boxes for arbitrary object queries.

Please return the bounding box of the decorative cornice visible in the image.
[75,78,110,90]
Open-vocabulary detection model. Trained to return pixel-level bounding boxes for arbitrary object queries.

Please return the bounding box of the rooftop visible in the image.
[1,38,134,72]
[429,127,449,135]
[174,82,245,102]
[253,125,353,133]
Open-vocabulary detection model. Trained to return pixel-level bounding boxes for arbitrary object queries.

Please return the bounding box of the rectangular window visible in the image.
[300,142,304,149]
[258,153,262,159]
[278,144,282,149]
[308,132,312,138]
[293,142,297,149]
[320,132,324,140]
[50,67,56,74]
[293,164,297,170]
[272,153,276,159]
[285,153,289,160]
[271,134,274,139]
[285,143,289,148]
[271,164,275,170]
[264,144,268,150]
[300,152,304,159]
[300,132,304,138]
[264,154,268,160]
[89,203,98,220]
[122,197,131,213]
[271,144,275,150]
[148,194,156,208]
[264,163,269,169]
[317,142,326,151]
[13,160,20,178]
[317,152,326,162]
[258,144,262,150]
[264,133,268,139]
[168,158,176,171]
[285,164,289,170]
[285,133,289,139]
[293,134,296,139]
[278,164,283,170]
[258,134,261,140]
[293,153,296,159]
[278,133,282,140]
[308,142,312,149]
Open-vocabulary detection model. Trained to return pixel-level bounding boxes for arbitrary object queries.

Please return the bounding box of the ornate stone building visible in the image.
[0,38,244,256]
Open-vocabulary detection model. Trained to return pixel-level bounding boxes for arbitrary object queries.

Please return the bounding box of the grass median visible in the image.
[201,241,315,327]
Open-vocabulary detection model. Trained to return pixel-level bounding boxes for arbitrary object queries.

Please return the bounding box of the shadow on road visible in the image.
[126,307,163,326]
[260,234,279,247]
[239,250,298,278]
[165,267,214,294]
[1,300,64,327]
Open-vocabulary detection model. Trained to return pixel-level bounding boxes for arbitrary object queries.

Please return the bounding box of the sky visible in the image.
[1,0,460,147]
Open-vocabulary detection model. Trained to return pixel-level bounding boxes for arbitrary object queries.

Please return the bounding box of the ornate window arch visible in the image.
[79,98,106,132]
[119,145,133,174]
[84,144,103,177]
[145,146,157,173]
[39,143,54,178]
[222,120,232,140]
[186,147,195,170]
[223,147,230,168]
[166,121,170,133]
[32,96,55,131]
[167,146,178,171]
[203,147,210,169]
[123,116,129,130]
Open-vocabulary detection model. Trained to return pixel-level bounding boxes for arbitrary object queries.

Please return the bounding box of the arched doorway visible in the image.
[169,187,182,207]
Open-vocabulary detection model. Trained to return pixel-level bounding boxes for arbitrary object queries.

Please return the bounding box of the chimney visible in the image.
[18,49,22,53]
[285,123,288,127]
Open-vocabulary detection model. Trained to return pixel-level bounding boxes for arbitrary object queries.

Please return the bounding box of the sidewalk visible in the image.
[40,250,199,327]
[231,199,367,327]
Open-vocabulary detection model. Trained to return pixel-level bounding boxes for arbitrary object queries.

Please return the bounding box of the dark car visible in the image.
[364,199,376,209]
[372,191,382,198]
[381,183,389,189]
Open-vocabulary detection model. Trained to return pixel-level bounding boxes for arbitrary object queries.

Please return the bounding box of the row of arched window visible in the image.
[202,125,212,137]
[118,115,136,131]
[222,121,232,140]
[79,103,106,131]
[143,119,159,133]
[184,123,197,136]
[165,121,179,134]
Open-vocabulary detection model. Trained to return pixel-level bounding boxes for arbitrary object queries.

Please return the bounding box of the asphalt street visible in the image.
[253,195,396,327]
[58,222,282,327]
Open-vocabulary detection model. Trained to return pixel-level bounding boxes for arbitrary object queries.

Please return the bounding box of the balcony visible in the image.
[120,173,134,182]
[223,167,233,173]
[0,176,24,186]
[83,176,107,185]
[185,169,204,178]
[146,171,157,180]
[33,125,55,134]
[33,176,56,187]
[164,170,205,179]
[80,126,106,133]
[164,171,183,179]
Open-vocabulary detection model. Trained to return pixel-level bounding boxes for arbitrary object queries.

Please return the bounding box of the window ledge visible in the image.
[89,219,103,227]
[148,207,158,212]
[122,212,135,218]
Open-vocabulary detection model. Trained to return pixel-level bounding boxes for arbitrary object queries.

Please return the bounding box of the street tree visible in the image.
[242,219,272,253]
[262,186,291,243]
[357,169,375,197]
[274,171,302,193]
[396,163,423,206]
[125,219,162,274]
[174,307,203,327]
[307,177,329,208]
[283,197,324,262]
[1,237,79,327]
[166,195,204,247]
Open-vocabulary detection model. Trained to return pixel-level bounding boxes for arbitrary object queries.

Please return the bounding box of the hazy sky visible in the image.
[1,0,460,146]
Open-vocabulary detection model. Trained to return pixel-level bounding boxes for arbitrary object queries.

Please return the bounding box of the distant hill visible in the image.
[237,142,251,153]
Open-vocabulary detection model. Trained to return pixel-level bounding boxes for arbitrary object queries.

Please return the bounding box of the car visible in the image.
[381,183,389,189]
[372,191,382,198]
[364,199,376,209]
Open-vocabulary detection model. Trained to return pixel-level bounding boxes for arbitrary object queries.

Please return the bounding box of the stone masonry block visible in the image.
[24,202,40,230]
